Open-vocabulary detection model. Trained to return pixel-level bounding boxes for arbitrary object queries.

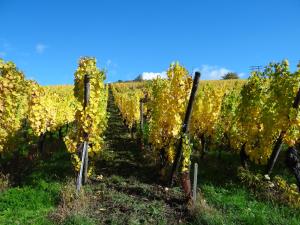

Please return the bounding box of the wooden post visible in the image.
[140,100,144,149]
[193,163,198,203]
[84,74,90,107]
[83,74,90,185]
[293,87,300,109]
[240,143,249,169]
[83,142,89,184]
[285,147,300,191]
[38,133,46,156]
[200,134,206,159]
[140,101,143,133]
[76,141,87,192]
[169,72,201,188]
[76,74,90,191]
[266,133,284,174]
[266,87,300,175]
[58,127,63,140]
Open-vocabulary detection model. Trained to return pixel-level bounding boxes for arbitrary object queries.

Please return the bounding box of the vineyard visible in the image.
[1,58,300,224]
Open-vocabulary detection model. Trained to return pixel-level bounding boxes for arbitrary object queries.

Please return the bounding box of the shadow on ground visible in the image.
[88,89,189,225]
[94,89,158,184]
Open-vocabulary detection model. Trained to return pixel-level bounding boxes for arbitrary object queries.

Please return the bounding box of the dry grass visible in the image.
[190,192,217,214]
[0,172,10,192]
[49,180,94,223]
[189,192,225,225]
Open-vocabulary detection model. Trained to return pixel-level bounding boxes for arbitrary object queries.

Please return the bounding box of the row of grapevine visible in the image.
[215,61,300,167]
[110,63,245,172]
[28,84,76,137]
[0,58,108,183]
[111,82,146,129]
[147,63,193,174]
[110,60,300,194]
[0,59,33,156]
[65,57,108,176]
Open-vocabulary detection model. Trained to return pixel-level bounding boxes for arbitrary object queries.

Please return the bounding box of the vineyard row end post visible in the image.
[169,71,201,197]
[76,74,90,192]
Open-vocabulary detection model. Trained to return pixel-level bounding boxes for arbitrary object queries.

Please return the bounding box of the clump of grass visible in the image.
[189,192,225,225]
[61,214,95,225]
[49,180,94,224]
[0,172,10,192]
[238,167,300,208]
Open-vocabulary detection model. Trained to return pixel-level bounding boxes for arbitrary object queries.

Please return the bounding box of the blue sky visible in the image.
[0,0,299,84]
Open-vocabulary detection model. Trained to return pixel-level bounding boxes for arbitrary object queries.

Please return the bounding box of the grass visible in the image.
[189,150,300,225]
[1,89,300,224]
[194,184,300,225]
[61,215,95,225]
[86,175,186,224]
[0,181,60,225]
[0,132,73,225]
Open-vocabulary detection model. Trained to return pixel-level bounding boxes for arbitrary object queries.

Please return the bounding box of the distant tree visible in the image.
[134,74,143,81]
[117,79,123,83]
[222,72,239,80]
